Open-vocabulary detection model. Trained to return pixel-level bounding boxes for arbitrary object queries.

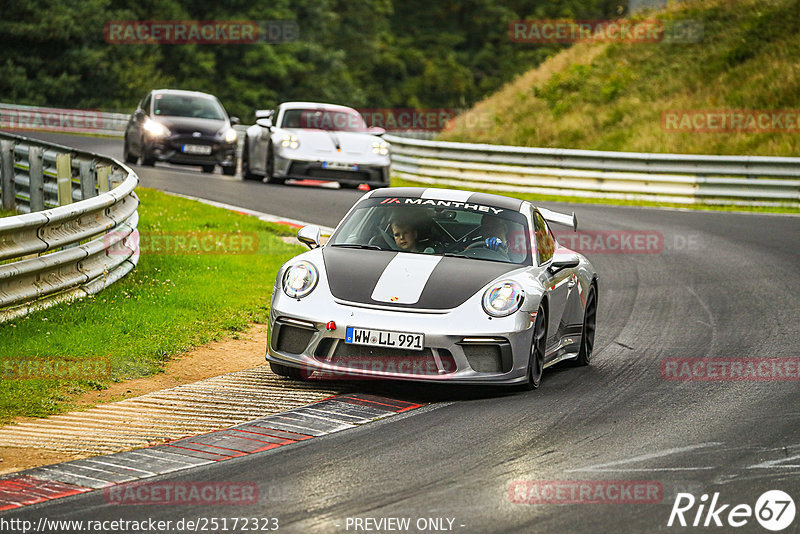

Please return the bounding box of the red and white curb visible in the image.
[0,394,424,512]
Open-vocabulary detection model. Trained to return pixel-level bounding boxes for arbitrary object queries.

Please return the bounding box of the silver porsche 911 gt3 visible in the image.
[242,102,390,188]
[266,187,598,389]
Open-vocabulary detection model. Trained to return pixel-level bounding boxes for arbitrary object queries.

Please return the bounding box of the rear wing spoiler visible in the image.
[539,208,578,231]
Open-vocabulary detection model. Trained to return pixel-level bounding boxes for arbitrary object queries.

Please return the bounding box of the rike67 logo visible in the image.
[668,490,796,531]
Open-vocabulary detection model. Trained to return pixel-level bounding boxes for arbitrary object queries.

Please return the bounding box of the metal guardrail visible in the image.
[384,135,800,207]
[0,132,139,322]
[2,103,797,207]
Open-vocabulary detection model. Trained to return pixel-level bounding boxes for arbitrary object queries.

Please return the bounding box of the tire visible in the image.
[269,362,304,380]
[202,164,215,173]
[264,145,285,185]
[241,141,258,180]
[574,283,597,366]
[524,305,547,390]
[141,140,155,166]
[222,161,236,176]
[123,137,137,164]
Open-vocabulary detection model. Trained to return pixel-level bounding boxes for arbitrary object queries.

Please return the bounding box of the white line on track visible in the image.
[161,191,337,234]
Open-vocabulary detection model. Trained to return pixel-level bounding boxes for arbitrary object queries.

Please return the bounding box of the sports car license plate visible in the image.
[322,161,358,170]
[345,327,424,351]
[182,144,212,155]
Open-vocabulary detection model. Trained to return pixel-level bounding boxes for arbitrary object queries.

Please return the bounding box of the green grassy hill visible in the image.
[440,0,800,156]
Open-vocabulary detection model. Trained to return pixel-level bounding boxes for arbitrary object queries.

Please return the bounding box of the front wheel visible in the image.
[269,362,304,380]
[123,137,137,164]
[201,164,215,173]
[141,141,155,166]
[222,161,236,176]
[574,284,597,366]
[524,306,547,390]
[241,141,258,180]
[264,145,285,185]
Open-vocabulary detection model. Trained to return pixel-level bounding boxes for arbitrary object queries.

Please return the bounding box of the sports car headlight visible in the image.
[143,117,170,137]
[482,281,524,317]
[280,134,300,149]
[371,141,389,156]
[222,127,238,143]
[282,261,318,299]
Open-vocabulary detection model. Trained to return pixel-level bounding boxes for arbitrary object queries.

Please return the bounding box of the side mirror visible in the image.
[256,118,273,129]
[297,225,321,249]
[229,116,241,126]
[548,253,579,274]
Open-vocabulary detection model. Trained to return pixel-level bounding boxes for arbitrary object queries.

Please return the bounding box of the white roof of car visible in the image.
[279,101,357,112]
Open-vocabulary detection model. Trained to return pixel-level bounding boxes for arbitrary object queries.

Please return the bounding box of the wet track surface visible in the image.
[4,131,800,533]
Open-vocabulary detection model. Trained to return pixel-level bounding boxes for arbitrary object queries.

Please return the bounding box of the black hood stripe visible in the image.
[323,248,519,310]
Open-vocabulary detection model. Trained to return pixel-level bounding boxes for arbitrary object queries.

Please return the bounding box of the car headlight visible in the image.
[222,127,238,143]
[282,261,318,299]
[143,117,170,137]
[280,134,299,149]
[371,141,389,156]
[482,280,524,317]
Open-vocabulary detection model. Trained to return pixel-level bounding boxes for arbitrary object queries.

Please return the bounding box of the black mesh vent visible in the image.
[276,325,314,354]
[322,342,442,375]
[463,344,504,373]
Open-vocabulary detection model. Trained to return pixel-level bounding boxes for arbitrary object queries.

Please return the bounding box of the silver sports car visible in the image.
[242,102,390,188]
[266,187,598,389]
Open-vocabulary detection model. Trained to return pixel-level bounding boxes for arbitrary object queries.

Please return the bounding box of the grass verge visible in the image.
[0,187,304,424]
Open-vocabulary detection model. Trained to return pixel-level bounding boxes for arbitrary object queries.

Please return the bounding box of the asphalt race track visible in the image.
[3,131,800,533]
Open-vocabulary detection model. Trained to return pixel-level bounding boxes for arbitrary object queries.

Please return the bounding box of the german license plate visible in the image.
[345,327,424,351]
[322,161,358,170]
[182,144,212,155]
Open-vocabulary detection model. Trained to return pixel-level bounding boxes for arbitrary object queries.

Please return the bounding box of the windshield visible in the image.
[153,94,227,120]
[328,197,532,265]
[281,108,368,131]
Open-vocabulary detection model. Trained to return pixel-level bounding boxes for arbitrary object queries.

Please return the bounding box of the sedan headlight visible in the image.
[371,141,389,156]
[280,134,300,149]
[482,280,524,317]
[282,261,318,299]
[143,117,170,137]
[222,127,238,144]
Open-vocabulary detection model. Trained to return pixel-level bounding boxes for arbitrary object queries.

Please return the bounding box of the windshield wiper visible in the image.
[330,243,385,250]
[440,252,482,260]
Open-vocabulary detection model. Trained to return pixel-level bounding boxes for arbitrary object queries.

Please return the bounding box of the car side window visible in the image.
[533,210,555,265]
[141,95,151,115]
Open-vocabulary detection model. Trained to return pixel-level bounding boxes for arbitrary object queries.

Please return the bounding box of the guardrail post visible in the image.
[0,140,15,211]
[56,153,72,206]
[96,164,111,193]
[28,146,45,212]
[79,160,97,200]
